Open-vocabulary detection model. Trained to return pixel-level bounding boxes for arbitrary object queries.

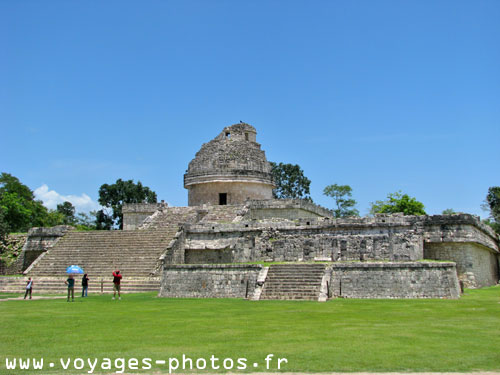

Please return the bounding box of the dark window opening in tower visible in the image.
[225,132,230,139]
[245,133,249,141]
[219,193,227,205]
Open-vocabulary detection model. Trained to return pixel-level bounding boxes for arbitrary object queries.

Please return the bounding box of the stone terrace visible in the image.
[140,204,248,230]
[26,227,178,278]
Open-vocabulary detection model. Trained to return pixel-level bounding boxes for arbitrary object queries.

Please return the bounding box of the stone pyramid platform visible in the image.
[5,227,180,294]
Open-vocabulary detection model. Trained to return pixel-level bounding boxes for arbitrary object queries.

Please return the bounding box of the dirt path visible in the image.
[114,372,500,375]
[0,295,66,301]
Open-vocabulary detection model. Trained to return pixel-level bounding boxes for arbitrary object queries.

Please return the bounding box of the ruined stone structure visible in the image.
[152,210,496,299]
[1,122,498,300]
[184,123,275,206]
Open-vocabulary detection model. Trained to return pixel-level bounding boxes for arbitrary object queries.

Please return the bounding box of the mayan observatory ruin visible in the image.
[2,122,499,300]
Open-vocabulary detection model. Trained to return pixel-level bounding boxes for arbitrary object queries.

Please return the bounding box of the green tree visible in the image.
[0,207,9,243]
[0,191,32,232]
[57,201,76,225]
[442,208,457,215]
[370,191,426,216]
[483,186,500,233]
[270,162,312,201]
[98,179,157,229]
[0,173,35,231]
[95,210,114,230]
[0,173,57,232]
[74,212,97,231]
[30,199,57,228]
[323,184,359,218]
[0,173,34,202]
[0,172,69,232]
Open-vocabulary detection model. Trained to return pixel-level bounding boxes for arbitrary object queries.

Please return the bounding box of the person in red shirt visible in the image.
[112,270,122,300]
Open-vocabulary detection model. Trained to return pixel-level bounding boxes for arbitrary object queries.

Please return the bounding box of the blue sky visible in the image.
[1,0,499,217]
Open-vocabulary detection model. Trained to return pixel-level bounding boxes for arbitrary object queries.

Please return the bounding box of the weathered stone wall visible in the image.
[182,216,426,264]
[185,248,233,264]
[424,242,499,288]
[0,259,22,275]
[160,264,261,298]
[246,199,333,220]
[0,234,27,275]
[187,181,273,207]
[20,226,72,272]
[423,214,498,252]
[329,262,460,299]
[123,202,167,230]
[255,229,423,262]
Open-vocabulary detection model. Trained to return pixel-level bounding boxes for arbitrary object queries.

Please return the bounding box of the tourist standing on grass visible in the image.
[112,270,122,300]
[24,277,33,300]
[65,275,75,302]
[81,273,89,297]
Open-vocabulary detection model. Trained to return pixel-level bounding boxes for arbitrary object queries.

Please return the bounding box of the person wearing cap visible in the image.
[112,270,122,300]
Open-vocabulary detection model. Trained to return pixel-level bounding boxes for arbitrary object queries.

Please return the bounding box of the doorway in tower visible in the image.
[219,193,227,205]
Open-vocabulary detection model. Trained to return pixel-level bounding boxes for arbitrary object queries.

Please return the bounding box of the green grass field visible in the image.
[1,287,499,374]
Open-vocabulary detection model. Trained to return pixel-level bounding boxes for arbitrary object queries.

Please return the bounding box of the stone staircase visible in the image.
[260,263,326,300]
[142,207,199,229]
[0,227,180,294]
[141,205,247,230]
[198,204,247,223]
[27,228,178,278]
[0,276,160,295]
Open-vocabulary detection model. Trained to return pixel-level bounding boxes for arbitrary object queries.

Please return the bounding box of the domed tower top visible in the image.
[217,122,257,142]
[184,122,275,206]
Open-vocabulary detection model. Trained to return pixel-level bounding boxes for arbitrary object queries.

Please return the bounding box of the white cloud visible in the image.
[34,184,100,213]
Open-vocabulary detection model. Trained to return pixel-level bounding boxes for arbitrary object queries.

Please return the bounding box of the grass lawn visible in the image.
[1,287,499,374]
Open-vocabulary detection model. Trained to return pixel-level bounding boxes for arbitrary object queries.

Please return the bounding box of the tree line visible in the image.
[1,167,499,241]
[0,173,156,238]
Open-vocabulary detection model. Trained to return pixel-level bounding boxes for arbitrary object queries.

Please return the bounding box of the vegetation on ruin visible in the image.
[0,234,26,267]
[370,191,426,216]
[323,183,359,217]
[1,286,499,373]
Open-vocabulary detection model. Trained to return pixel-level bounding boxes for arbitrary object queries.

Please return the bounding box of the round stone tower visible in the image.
[184,123,275,206]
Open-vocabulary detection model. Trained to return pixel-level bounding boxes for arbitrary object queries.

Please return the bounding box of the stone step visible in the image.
[27,226,179,278]
[259,263,326,301]
[269,266,325,269]
[262,285,320,290]
[0,276,160,294]
[266,273,323,276]
[263,283,321,287]
[273,268,323,274]
[266,277,323,280]
[36,258,160,262]
[260,295,318,300]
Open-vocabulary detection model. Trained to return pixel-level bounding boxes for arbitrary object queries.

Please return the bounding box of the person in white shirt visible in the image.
[24,277,33,300]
